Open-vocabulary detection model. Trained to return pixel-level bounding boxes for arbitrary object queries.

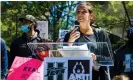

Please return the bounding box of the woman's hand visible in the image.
[91,53,100,71]
[91,53,97,60]
[68,27,80,46]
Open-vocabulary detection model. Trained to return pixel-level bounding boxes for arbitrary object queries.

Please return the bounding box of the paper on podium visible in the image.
[58,44,91,57]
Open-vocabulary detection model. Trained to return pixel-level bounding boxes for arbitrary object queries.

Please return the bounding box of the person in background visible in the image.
[1,38,8,80]
[64,2,113,80]
[114,27,133,80]
[9,15,43,68]
[34,44,49,60]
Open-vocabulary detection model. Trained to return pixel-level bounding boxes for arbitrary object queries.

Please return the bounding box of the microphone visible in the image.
[73,21,80,42]
[74,20,79,28]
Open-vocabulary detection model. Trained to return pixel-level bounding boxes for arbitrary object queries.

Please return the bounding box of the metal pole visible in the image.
[122,1,132,27]
[15,1,19,38]
[107,66,111,80]
[16,15,18,38]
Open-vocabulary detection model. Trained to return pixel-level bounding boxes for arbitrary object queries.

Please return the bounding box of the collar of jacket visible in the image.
[22,31,42,42]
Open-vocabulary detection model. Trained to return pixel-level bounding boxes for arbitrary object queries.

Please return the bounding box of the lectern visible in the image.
[27,42,113,80]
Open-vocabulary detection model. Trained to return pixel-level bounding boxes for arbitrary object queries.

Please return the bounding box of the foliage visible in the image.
[1,1,133,51]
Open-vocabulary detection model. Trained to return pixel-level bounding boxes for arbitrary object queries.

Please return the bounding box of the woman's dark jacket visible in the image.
[63,28,113,80]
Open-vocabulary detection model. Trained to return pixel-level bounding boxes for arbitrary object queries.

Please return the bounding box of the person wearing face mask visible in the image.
[64,2,113,80]
[114,27,133,80]
[9,15,43,68]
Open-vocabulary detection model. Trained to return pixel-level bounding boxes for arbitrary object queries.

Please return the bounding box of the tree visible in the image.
[1,1,133,50]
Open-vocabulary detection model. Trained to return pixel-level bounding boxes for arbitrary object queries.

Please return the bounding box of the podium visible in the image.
[27,42,114,80]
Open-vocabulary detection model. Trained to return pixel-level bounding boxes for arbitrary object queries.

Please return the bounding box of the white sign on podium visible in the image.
[44,57,92,80]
